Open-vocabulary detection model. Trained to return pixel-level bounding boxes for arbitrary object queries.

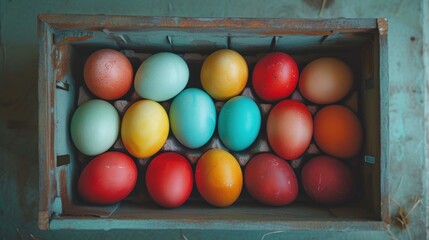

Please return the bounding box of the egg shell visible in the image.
[314,105,363,159]
[218,96,261,151]
[169,88,216,149]
[78,151,137,205]
[200,49,248,100]
[299,57,353,104]
[146,152,193,208]
[195,149,243,207]
[267,99,313,160]
[134,52,189,102]
[244,153,298,206]
[252,52,299,102]
[301,155,356,205]
[121,100,169,158]
[83,49,133,100]
[70,99,120,156]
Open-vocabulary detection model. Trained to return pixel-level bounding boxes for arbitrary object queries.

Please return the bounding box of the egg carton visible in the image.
[75,50,359,171]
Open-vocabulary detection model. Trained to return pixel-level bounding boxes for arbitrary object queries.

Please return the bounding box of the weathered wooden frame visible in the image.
[38,14,389,231]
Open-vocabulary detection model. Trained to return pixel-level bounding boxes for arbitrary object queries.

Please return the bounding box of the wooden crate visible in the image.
[38,14,389,230]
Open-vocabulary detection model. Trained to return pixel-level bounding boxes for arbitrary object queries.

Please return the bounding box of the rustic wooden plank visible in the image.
[38,16,56,230]
[49,218,386,231]
[38,14,378,35]
[377,18,390,225]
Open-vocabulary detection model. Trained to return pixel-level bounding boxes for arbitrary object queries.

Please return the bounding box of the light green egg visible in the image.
[70,99,120,156]
[134,52,189,102]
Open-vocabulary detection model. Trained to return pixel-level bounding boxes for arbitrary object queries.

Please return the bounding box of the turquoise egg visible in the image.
[218,96,261,151]
[70,99,120,156]
[169,88,216,149]
[134,52,189,102]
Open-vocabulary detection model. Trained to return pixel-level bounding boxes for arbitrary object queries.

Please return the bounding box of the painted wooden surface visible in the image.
[0,0,428,239]
[38,15,387,232]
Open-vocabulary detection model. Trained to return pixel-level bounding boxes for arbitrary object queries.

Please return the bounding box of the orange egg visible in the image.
[314,105,363,158]
[201,49,248,100]
[195,149,243,207]
[299,57,353,104]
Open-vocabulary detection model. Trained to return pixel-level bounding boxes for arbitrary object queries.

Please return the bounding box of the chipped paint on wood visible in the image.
[38,14,379,34]
[38,18,57,230]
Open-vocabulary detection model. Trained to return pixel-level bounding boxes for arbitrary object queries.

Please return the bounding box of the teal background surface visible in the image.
[0,0,428,239]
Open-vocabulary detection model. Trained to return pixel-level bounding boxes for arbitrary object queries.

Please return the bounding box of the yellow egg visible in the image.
[121,100,169,158]
[201,49,248,100]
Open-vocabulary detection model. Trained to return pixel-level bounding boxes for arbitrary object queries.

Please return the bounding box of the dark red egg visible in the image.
[245,153,298,206]
[301,155,356,205]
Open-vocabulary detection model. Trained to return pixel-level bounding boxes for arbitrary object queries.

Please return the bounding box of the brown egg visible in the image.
[299,57,353,104]
[314,105,363,158]
[84,49,133,100]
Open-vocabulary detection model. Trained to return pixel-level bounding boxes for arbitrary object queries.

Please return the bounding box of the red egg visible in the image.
[301,155,355,205]
[267,99,313,160]
[84,49,133,100]
[244,153,298,206]
[146,152,193,208]
[78,151,137,205]
[252,52,299,102]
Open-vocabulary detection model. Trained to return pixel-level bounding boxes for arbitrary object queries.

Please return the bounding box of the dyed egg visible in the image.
[267,99,313,160]
[299,57,353,104]
[201,49,248,100]
[70,99,119,156]
[169,88,216,149]
[84,49,133,100]
[218,96,261,151]
[301,155,356,205]
[314,105,363,158]
[146,152,193,208]
[78,151,137,205]
[245,153,298,206]
[134,52,189,101]
[121,100,169,158]
[252,52,299,102]
[195,149,243,207]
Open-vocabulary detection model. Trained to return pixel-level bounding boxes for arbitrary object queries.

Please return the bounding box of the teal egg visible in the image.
[134,52,189,102]
[70,99,120,156]
[218,96,261,151]
[169,88,216,149]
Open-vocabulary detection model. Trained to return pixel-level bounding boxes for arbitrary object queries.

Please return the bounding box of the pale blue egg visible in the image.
[70,99,120,156]
[134,52,189,102]
[218,96,261,151]
[169,88,216,149]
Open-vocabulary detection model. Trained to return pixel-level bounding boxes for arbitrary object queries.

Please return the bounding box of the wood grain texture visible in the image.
[37,17,56,230]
